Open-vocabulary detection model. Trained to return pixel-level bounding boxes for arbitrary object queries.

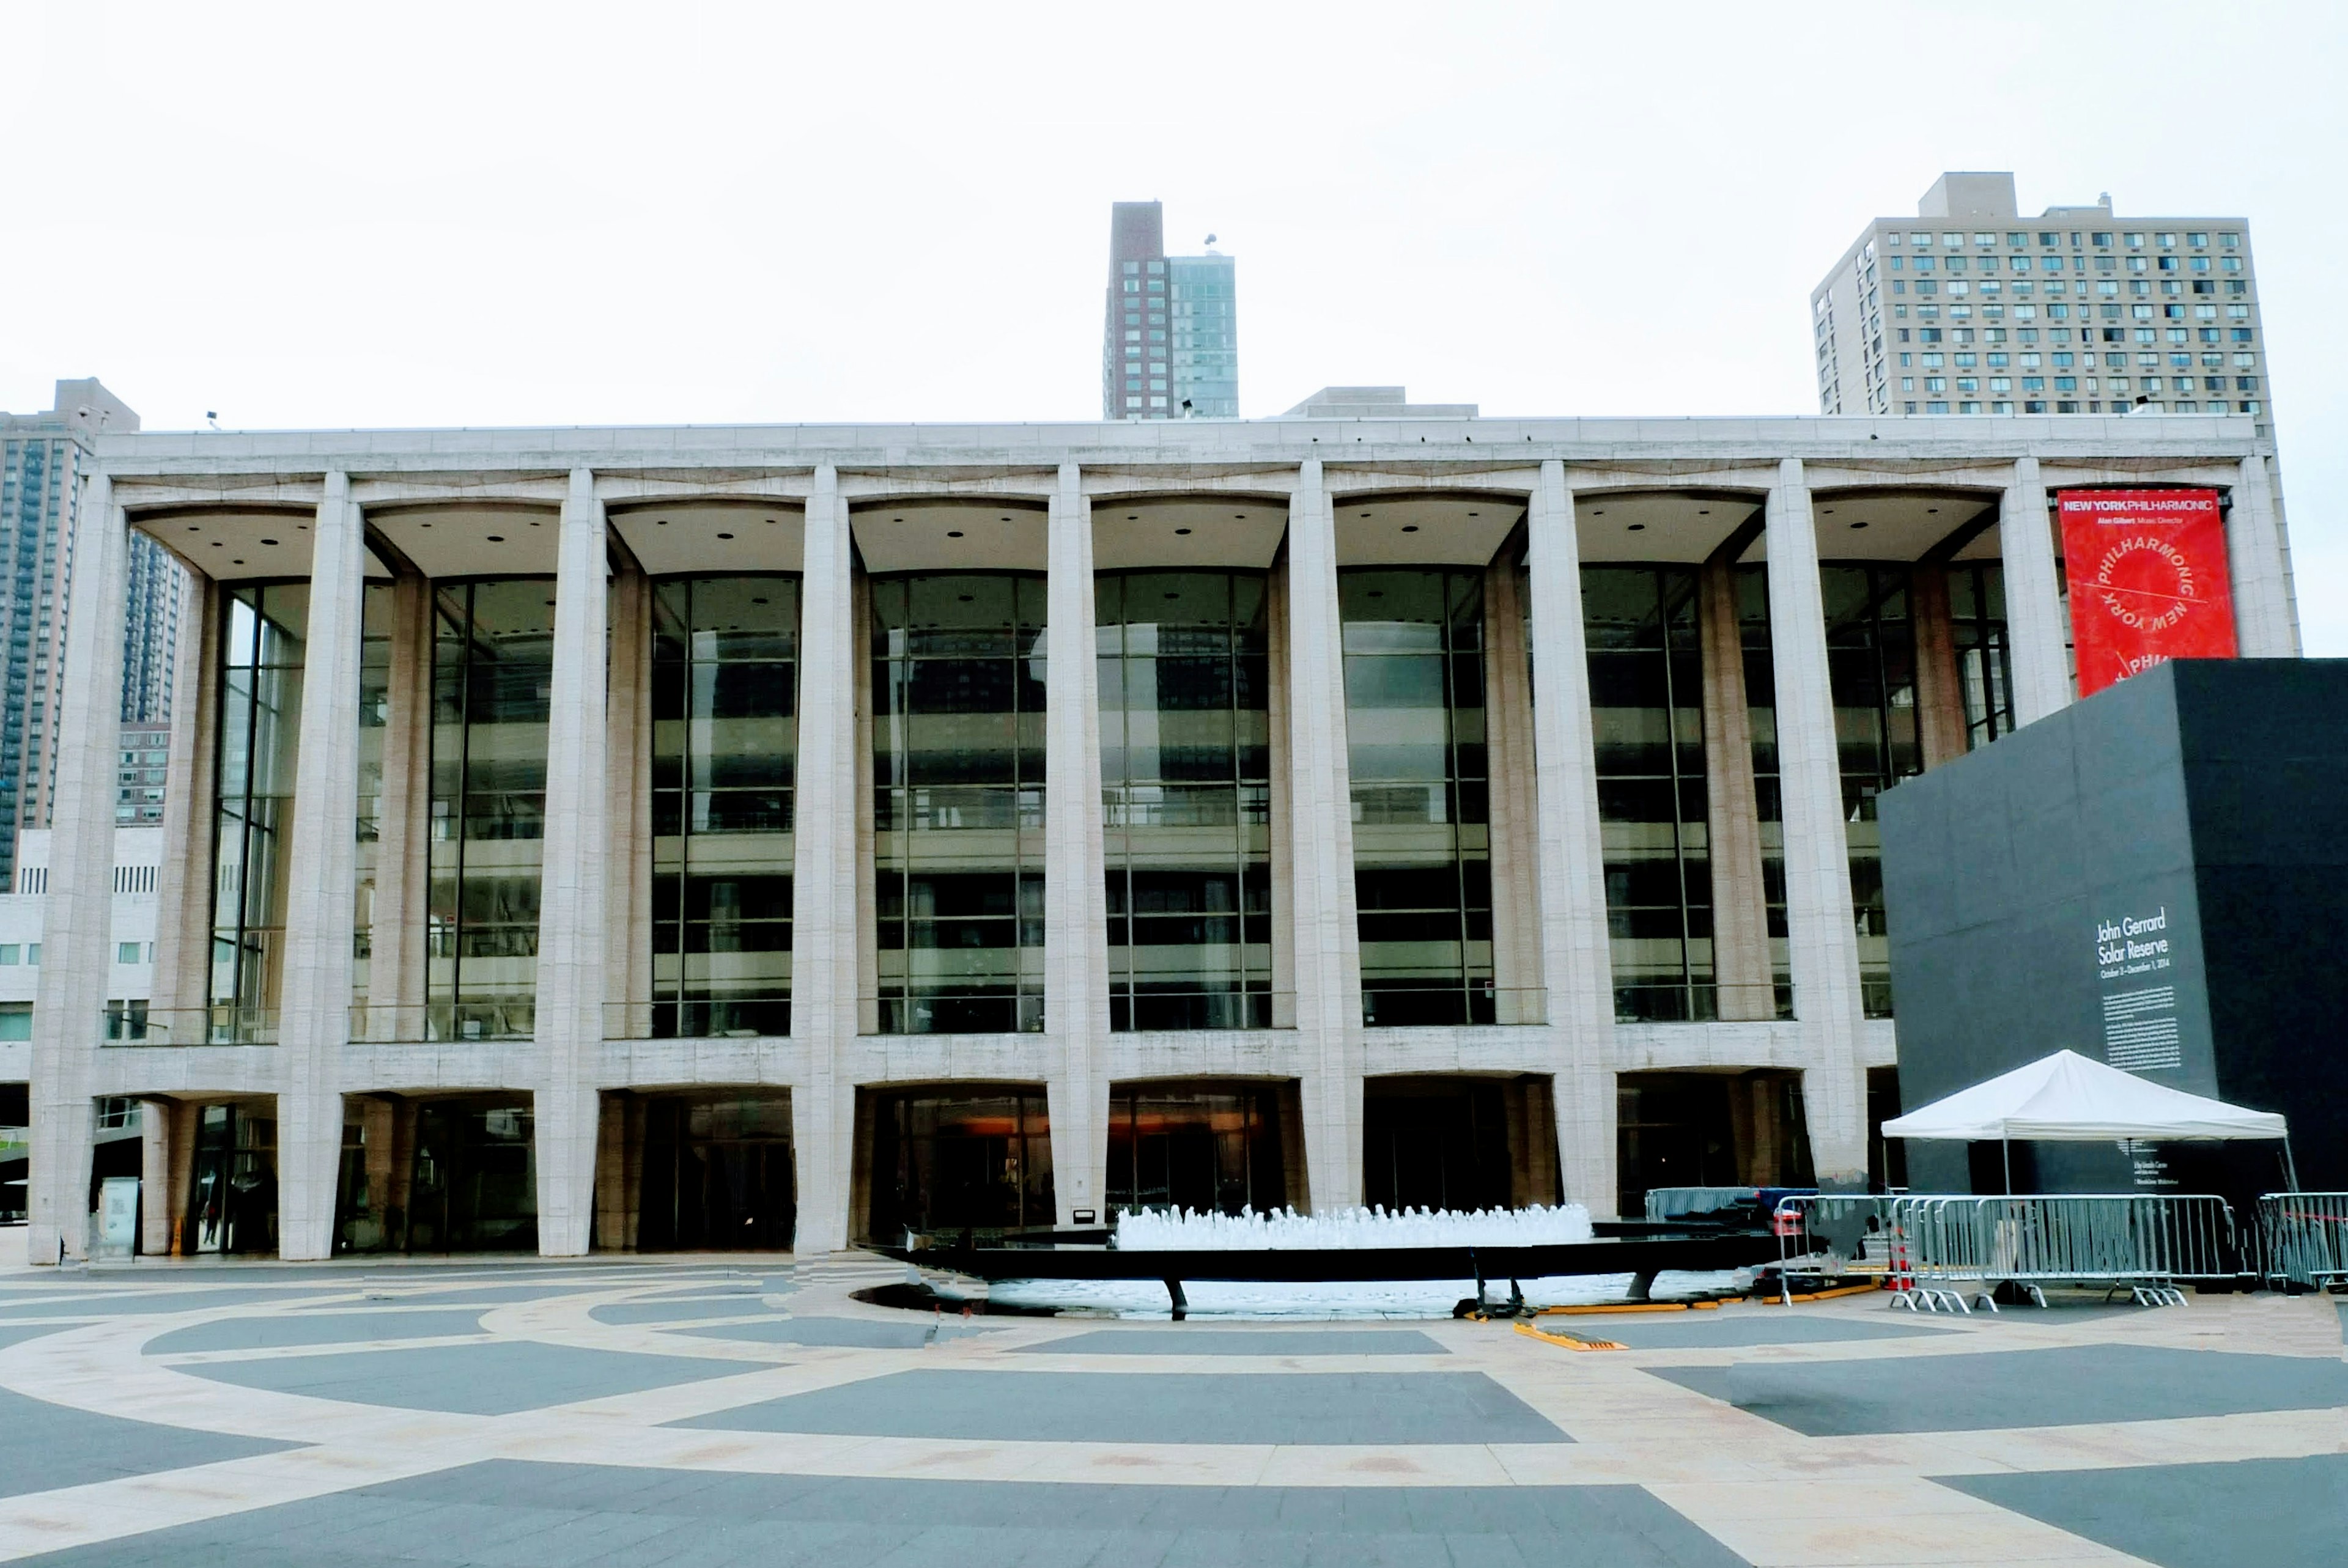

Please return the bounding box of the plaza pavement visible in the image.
[0,1239,2343,1565]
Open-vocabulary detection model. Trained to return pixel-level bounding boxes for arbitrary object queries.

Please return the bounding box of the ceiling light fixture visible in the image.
[717,532,734,540]
[947,530,964,538]
[1174,528,1192,536]
[486,535,504,543]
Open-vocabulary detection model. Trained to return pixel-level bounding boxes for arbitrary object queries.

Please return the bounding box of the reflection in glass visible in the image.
[1098,572,1271,1029]
[866,1086,1054,1239]
[1582,566,1713,1021]
[1341,569,1492,1025]
[352,583,393,1013]
[652,576,797,1038]
[1106,1082,1284,1214]
[427,581,555,1041]
[1822,564,1921,1018]
[1736,567,1793,1013]
[210,584,307,1041]
[1949,562,2015,749]
[871,574,1046,1033]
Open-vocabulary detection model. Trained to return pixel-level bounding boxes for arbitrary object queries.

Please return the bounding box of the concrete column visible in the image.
[367,571,433,1042]
[1762,459,1869,1190]
[359,1096,394,1242]
[150,574,218,1026]
[27,473,128,1263]
[275,471,368,1261]
[1483,548,1545,1023]
[1285,461,1364,1211]
[788,466,859,1253]
[1524,463,1619,1216]
[604,564,654,1037]
[1697,554,1774,1022]
[1999,457,2072,724]
[1043,462,1110,1223]
[531,468,608,1256]
[1909,565,1970,769]
[138,1098,174,1255]
[2229,453,2295,658]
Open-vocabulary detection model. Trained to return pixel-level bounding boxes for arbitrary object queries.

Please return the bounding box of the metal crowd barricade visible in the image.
[2258,1193,2348,1291]
[1770,1194,1896,1301]
[1888,1194,2240,1313]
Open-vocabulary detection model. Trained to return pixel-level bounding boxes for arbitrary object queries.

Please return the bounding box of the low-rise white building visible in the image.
[13,405,2296,1261]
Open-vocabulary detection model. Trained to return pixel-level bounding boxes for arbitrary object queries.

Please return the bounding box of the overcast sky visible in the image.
[5,1,2341,647]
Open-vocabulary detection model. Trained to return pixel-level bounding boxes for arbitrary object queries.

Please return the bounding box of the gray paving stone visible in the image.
[186,1339,748,1415]
[0,1385,294,1500]
[674,1315,995,1349]
[671,1368,1568,1445]
[591,1298,785,1326]
[1565,1311,1954,1349]
[1653,1342,2348,1435]
[19,1460,1748,1565]
[0,1320,81,1349]
[1015,1328,1445,1356]
[0,1286,309,1317]
[149,1309,487,1353]
[1943,1452,2348,1565]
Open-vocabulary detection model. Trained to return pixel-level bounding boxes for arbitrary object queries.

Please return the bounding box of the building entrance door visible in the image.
[186,1103,278,1255]
[638,1096,795,1251]
[406,1099,537,1252]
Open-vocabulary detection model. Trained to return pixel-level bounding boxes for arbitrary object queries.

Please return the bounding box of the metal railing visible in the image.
[1868,1194,2242,1312]
[2257,1193,2348,1292]
[100,1005,278,1046]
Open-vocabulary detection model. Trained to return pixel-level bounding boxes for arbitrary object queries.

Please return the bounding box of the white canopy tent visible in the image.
[1881,1049,2295,1191]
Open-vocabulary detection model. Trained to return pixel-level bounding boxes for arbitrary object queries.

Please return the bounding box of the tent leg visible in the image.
[2283,1136,2302,1193]
[2002,1135,2012,1196]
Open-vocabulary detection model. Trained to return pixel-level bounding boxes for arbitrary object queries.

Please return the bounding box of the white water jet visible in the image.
[1109,1203,1595,1252]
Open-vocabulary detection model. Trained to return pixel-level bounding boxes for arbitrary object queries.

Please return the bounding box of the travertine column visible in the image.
[275,471,367,1261]
[532,468,608,1256]
[28,473,128,1263]
[604,564,654,1037]
[1697,553,1774,1021]
[367,571,432,1041]
[138,1098,174,1255]
[1044,463,1110,1223]
[789,466,860,1253]
[150,574,218,1025]
[1999,457,2072,724]
[1285,462,1364,1210]
[2229,453,2296,658]
[1483,548,1545,1024]
[1908,565,1969,769]
[1762,459,1869,1189]
[1524,462,1619,1216]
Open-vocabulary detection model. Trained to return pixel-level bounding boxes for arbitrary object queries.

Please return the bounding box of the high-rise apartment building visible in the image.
[0,380,182,885]
[1101,201,1238,418]
[1812,174,2272,437]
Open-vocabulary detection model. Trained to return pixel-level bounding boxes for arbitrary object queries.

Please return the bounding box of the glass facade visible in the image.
[352,584,393,1014]
[1947,562,2015,749]
[1737,567,1794,1014]
[866,1086,1054,1239]
[871,574,1047,1034]
[1342,569,1493,1025]
[1097,571,1271,1029]
[427,581,555,1042]
[210,583,308,1042]
[1822,565,1921,1017]
[651,577,798,1038]
[1106,1082,1284,1215]
[638,1094,796,1251]
[1582,567,1714,1021]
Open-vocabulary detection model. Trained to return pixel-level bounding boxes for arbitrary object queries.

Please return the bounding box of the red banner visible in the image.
[2058,488,2237,697]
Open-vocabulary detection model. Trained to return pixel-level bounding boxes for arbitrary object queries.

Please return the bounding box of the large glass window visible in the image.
[1822,565,1921,1017]
[652,576,798,1037]
[427,580,555,1042]
[1947,562,2014,749]
[1097,571,1271,1029]
[1582,567,1714,1021]
[1106,1082,1284,1215]
[1736,567,1794,1014]
[210,584,307,1042]
[352,583,393,1015]
[866,1086,1054,1239]
[871,574,1046,1034]
[1342,569,1492,1025]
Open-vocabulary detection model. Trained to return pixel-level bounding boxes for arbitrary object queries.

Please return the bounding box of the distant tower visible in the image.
[1101,202,1238,418]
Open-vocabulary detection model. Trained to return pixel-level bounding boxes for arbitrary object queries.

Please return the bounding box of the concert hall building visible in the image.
[11,404,2295,1260]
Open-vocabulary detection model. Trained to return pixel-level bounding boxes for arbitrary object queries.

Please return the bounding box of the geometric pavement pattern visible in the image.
[1,1251,2344,1566]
